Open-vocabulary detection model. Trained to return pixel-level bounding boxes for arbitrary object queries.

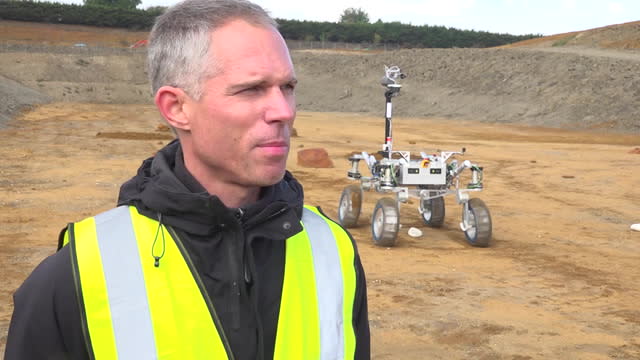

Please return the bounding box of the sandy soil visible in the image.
[1,20,640,359]
[1,103,639,359]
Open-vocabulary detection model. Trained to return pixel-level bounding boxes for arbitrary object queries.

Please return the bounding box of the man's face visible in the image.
[184,20,297,189]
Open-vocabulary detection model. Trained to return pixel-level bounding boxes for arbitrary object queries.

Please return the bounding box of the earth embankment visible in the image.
[293,47,640,133]
[1,43,639,133]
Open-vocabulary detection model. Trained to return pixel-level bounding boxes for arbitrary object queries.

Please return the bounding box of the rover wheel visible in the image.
[338,184,363,228]
[462,198,492,247]
[371,197,399,247]
[420,195,445,228]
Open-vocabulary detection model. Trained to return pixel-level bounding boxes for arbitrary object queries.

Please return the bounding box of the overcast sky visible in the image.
[57,0,639,35]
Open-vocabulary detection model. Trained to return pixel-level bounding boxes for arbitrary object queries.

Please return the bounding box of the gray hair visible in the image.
[148,0,278,100]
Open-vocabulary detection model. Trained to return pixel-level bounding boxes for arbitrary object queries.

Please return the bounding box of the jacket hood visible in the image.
[117,140,304,236]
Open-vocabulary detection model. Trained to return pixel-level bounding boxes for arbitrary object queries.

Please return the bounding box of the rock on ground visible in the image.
[297,148,334,168]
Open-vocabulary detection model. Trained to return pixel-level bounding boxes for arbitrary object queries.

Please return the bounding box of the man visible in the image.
[4,0,370,358]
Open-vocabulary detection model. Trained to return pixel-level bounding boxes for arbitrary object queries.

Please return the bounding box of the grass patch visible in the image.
[552,35,576,47]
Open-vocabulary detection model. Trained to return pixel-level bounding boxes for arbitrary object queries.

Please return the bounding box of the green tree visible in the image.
[84,0,141,10]
[339,7,369,24]
[145,5,167,16]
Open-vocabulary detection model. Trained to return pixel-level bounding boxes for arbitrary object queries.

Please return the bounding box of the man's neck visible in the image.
[206,182,260,208]
[179,146,260,208]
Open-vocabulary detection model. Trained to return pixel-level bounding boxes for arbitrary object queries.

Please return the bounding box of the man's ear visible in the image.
[155,86,192,131]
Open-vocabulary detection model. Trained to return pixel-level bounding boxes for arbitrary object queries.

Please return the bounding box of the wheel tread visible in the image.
[371,197,399,247]
[464,198,492,247]
[338,184,362,228]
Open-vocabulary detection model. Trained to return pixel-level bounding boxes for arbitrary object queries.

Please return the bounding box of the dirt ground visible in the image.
[1,20,640,359]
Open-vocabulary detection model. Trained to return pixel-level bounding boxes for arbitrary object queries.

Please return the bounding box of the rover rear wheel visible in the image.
[420,195,445,228]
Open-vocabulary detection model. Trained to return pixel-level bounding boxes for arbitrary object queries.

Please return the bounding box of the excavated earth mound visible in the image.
[1,21,640,134]
[0,73,50,128]
[293,48,640,133]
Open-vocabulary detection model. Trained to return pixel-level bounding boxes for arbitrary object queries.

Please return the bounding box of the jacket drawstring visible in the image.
[152,213,166,267]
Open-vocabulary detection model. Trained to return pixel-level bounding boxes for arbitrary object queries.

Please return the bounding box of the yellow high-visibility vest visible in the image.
[63,205,357,360]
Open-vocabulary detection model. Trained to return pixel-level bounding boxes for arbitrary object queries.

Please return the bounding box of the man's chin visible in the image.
[251,169,286,187]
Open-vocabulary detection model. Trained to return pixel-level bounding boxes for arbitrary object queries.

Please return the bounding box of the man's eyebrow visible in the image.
[227,77,298,93]
[227,79,267,93]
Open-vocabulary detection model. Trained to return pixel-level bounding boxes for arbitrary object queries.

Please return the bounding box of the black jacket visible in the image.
[5,140,370,360]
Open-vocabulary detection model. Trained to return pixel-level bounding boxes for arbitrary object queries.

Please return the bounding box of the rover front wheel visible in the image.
[371,197,399,247]
[462,198,492,247]
[338,184,362,228]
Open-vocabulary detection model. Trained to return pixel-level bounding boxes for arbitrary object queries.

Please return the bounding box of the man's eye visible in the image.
[242,87,260,93]
[282,83,296,92]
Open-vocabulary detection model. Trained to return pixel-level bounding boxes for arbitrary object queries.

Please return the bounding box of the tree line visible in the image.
[0,1,158,29]
[278,19,538,48]
[0,1,540,48]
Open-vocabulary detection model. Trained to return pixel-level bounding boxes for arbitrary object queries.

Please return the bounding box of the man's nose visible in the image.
[265,87,295,123]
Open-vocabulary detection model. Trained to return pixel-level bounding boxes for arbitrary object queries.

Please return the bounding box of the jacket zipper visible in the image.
[244,239,265,360]
[229,208,246,330]
[236,208,265,360]
[240,205,288,230]
[228,229,242,330]
[168,226,236,360]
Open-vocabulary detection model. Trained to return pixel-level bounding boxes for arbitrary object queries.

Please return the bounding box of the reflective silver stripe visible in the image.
[94,206,157,359]
[302,208,345,359]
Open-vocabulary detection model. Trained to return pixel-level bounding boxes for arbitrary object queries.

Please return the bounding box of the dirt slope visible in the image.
[0,20,149,48]
[503,20,640,50]
[293,47,640,133]
[0,74,50,127]
[1,20,639,133]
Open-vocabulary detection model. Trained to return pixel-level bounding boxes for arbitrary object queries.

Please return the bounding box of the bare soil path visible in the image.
[1,105,639,359]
